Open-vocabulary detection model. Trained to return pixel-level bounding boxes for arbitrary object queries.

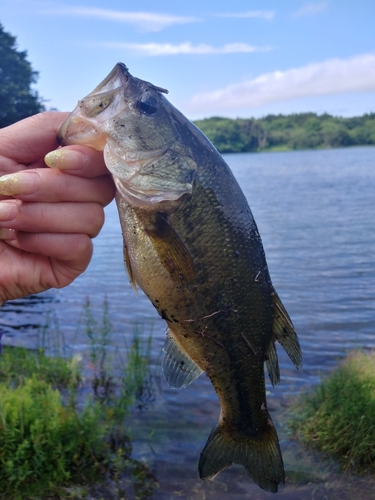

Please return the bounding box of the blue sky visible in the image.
[2,0,375,119]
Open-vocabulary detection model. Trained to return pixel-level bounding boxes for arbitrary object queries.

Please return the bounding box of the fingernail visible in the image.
[0,228,16,240]
[0,172,38,196]
[0,201,18,221]
[45,149,85,169]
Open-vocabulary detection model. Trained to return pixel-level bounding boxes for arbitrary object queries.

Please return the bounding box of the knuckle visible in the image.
[87,203,105,237]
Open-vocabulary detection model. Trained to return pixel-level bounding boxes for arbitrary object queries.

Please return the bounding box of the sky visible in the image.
[2,0,375,120]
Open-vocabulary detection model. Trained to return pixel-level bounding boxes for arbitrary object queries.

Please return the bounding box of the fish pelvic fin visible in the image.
[199,419,285,493]
[272,289,302,369]
[162,329,204,388]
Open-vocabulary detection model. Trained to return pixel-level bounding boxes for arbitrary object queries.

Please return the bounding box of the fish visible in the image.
[58,63,302,493]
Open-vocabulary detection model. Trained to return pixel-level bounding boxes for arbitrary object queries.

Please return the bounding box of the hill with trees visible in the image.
[194,113,375,153]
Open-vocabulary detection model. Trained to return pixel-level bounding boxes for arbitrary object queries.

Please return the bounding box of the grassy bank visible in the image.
[290,350,375,474]
[0,299,157,500]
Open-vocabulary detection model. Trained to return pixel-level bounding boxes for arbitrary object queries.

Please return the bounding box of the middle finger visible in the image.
[0,168,115,206]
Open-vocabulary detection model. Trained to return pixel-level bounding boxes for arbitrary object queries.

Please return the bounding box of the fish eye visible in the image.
[138,93,158,115]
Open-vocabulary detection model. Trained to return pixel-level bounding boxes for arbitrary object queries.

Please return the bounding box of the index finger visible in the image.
[45,145,109,179]
[0,112,69,164]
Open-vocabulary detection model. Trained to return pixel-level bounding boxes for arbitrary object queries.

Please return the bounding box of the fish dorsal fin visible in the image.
[146,213,196,281]
[123,242,138,295]
[272,290,302,369]
[265,339,280,387]
[162,329,203,388]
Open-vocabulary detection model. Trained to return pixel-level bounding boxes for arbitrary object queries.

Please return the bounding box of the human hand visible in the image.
[0,112,115,305]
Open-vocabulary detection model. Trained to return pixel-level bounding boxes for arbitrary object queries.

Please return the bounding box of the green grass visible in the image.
[0,298,157,499]
[290,350,375,473]
[0,346,80,388]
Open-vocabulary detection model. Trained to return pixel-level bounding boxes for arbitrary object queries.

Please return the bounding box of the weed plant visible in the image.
[0,377,107,498]
[290,350,375,473]
[0,298,157,499]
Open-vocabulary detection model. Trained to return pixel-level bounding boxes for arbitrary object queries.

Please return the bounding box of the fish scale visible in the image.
[58,62,302,493]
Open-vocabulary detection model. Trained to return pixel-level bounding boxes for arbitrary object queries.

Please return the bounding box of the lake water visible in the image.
[1,146,375,499]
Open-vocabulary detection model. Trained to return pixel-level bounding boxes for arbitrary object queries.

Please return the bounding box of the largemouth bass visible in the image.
[58,63,302,493]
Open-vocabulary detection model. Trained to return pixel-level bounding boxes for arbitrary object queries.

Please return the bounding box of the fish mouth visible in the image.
[58,63,133,149]
[57,112,108,150]
[57,113,95,148]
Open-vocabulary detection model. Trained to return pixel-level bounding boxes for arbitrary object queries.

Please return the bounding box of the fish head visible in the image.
[59,63,197,209]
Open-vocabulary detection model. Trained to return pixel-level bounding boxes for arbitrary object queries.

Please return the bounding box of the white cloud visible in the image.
[292,2,328,18]
[99,42,272,56]
[215,11,275,20]
[185,54,375,114]
[40,6,200,32]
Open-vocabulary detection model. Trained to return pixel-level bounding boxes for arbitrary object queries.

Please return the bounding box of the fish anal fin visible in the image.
[199,420,285,493]
[162,329,203,388]
[272,290,302,369]
[265,339,280,387]
[146,212,195,281]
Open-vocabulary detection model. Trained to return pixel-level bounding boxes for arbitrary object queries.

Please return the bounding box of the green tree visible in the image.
[194,112,375,153]
[0,23,44,128]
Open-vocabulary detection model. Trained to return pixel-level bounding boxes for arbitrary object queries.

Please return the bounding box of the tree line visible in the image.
[194,113,375,153]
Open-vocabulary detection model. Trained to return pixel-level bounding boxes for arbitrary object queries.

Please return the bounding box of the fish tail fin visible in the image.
[272,289,302,369]
[199,420,285,493]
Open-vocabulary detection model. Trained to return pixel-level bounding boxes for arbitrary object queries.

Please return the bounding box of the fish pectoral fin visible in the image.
[162,329,203,388]
[265,339,280,387]
[123,243,138,295]
[146,212,196,281]
[272,289,302,369]
[199,420,285,493]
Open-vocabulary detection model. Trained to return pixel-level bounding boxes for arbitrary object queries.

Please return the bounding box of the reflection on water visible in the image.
[0,293,55,346]
[1,146,375,497]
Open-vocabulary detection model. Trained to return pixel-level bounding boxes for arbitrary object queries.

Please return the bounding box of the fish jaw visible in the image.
[58,63,133,150]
